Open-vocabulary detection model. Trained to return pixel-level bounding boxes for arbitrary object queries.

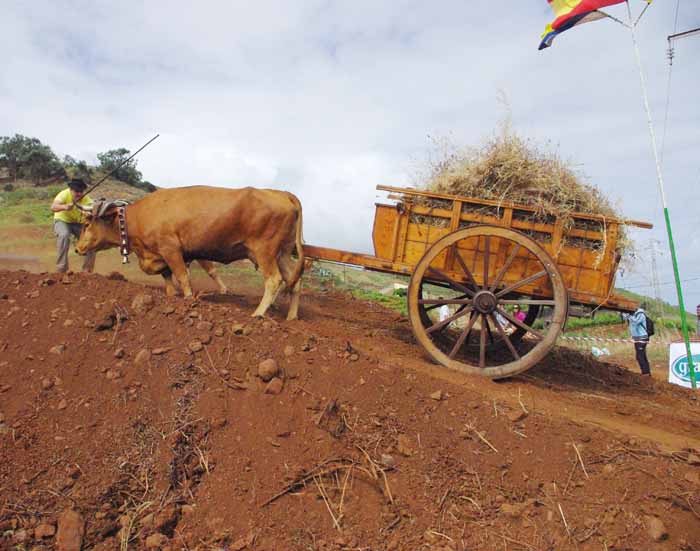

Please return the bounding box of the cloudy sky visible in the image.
[2,1,699,309]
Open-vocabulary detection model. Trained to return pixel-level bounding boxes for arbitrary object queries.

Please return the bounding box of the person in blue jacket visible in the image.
[622,304,650,376]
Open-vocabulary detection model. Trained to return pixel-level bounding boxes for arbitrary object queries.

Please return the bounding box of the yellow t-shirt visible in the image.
[53,188,93,224]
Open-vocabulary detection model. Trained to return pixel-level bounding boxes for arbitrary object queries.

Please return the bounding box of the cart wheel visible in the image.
[408,226,567,378]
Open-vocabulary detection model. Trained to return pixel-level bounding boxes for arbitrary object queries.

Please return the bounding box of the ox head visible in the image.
[74,203,121,256]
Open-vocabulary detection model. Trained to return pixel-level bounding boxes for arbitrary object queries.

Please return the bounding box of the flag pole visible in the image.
[625,1,697,388]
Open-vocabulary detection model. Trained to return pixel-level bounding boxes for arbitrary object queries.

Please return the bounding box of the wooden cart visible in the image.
[305,185,652,378]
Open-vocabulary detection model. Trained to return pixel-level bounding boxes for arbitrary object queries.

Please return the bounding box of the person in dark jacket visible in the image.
[622,303,650,376]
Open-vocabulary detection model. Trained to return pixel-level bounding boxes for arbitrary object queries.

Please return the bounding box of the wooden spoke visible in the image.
[495,270,547,298]
[426,306,473,334]
[420,292,470,312]
[448,311,479,359]
[489,313,520,360]
[499,299,556,306]
[453,251,479,290]
[479,315,487,368]
[490,243,521,292]
[483,236,490,288]
[496,307,544,340]
[483,312,495,345]
[427,267,475,297]
[419,298,472,305]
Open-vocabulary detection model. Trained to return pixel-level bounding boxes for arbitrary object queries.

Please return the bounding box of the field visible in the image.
[1,182,699,551]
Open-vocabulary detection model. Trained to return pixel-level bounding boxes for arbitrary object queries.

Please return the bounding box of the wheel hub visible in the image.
[473,290,498,314]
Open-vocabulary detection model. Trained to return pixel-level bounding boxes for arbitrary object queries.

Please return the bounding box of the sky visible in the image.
[1,1,699,310]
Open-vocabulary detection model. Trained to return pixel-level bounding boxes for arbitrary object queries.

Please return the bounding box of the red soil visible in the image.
[0,269,698,551]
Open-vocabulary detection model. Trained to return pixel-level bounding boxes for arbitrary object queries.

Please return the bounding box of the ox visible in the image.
[75,186,305,320]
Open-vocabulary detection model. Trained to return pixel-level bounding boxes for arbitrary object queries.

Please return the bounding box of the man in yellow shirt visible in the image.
[50,178,96,273]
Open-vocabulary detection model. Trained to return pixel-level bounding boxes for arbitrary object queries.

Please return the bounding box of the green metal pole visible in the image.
[663,208,697,387]
[626,2,696,388]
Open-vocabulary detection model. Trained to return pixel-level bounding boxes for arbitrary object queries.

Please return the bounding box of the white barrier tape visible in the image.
[560,335,671,345]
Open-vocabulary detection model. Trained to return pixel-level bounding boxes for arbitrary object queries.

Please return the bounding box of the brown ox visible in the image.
[75,186,305,320]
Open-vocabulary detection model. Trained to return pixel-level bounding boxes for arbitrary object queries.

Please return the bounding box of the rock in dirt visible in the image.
[686,453,700,466]
[131,293,154,314]
[265,377,284,395]
[161,306,175,315]
[41,378,54,390]
[94,314,116,331]
[507,410,529,423]
[35,522,56,538]
[258,358,279,382]
[56,509,85,551]
[134,349,152,365]
[106,271,126,281]
[229,531,256,551]
[397,434,414,457]
[500,501,532,518]
[430,390,443,401]
[196,320,213,332]
[232,322,252,336]
[105,369,122,380]
[152,347,171,356]
[645,516,668,541]
[145,533,168,548]
[50,344,66,355]
[188,340,203,353]
[283,345,295,357]
[381,454,396,467]
[57,399,68,410]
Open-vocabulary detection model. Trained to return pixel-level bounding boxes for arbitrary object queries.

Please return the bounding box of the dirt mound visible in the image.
[1,270,699,551]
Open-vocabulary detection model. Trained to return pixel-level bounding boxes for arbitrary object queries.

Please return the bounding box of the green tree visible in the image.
[0,134,34,180]
[0,134,63,183]
[26,144,64,184]
[63,155,91,182]
[96,148,142,186]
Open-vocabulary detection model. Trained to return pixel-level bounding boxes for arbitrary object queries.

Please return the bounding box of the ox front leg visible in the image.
[162,250,194,299]
[197,260,228,294]
[252,259,283,318]
[161,271,179,297]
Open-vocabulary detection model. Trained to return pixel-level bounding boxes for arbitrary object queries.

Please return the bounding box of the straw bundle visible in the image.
[417,127,630,256]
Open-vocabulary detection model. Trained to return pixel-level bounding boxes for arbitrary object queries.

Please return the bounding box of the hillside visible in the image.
[0,270,699,551]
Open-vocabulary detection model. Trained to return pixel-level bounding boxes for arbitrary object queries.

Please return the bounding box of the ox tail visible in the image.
[286,193,305,289]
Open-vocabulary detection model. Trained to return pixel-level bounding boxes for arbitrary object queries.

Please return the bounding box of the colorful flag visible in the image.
[539,0,626,50]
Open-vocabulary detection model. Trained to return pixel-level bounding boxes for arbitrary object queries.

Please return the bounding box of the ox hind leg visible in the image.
[278,253,302,321]
[251,254,284,318]
[197,260,228,294]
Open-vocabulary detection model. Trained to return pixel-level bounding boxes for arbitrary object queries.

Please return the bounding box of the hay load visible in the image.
[416,125,630,256]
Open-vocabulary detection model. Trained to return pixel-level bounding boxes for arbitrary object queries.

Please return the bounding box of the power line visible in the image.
[623,275,700,290]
